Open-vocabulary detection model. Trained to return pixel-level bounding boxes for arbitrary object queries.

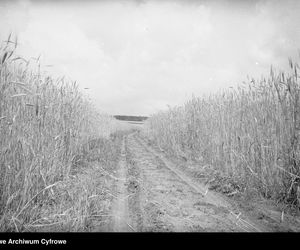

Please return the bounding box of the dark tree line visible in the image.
[114,115,148,122]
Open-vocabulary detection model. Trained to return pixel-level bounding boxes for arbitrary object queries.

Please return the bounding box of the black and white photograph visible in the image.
[0,0,300,239]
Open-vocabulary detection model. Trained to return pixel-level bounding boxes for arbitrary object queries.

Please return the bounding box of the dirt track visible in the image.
[108,132,267,232]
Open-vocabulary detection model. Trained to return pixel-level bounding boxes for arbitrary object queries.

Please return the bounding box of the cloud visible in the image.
[0,0,300,115]
[0,0,31,40]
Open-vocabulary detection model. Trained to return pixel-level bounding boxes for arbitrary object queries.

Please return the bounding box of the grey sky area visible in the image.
[1,0,300,116]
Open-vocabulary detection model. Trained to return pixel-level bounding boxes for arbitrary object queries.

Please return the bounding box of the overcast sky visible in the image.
[1,0,300,115]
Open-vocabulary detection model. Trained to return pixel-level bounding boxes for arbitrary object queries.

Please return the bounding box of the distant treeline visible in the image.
[114,115,148,122]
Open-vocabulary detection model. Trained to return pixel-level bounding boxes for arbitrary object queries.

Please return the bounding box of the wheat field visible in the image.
[1,33,300,233]
[144,58,300,208]
[0,37,130,231]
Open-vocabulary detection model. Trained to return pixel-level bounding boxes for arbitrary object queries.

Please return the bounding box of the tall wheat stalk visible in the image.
[145,58,300,207]
[0,36,119,231]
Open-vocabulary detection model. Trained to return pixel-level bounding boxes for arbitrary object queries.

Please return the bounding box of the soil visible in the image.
[96,132,300,232]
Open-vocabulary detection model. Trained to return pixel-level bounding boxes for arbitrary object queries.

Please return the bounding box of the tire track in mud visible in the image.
[124,133,263,232]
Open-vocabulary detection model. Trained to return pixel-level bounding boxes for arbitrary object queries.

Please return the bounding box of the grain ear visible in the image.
[0,35,121,231]
[1,51,8,64]
[146,57,300,207]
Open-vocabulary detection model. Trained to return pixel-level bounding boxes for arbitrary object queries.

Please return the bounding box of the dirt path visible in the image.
[110,136,133,232]
[107,132,270,232]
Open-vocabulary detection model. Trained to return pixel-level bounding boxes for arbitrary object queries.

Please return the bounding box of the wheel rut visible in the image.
[110,132,265,232]
[111,135,133,232]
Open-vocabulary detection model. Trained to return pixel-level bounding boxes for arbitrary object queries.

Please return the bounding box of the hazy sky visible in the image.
[1,0,300,115]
